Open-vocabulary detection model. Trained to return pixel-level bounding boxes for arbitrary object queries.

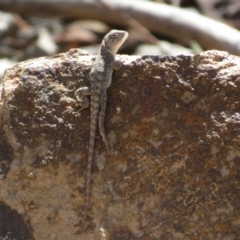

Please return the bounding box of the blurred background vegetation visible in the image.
[0,0,240,79]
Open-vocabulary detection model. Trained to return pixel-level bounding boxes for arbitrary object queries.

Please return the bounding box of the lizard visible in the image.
[75,29,128,226]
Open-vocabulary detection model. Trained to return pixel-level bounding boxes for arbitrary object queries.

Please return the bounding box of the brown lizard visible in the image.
[75,29,128,226]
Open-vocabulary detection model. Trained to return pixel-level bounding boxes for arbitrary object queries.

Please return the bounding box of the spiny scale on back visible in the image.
[83,30,128,227]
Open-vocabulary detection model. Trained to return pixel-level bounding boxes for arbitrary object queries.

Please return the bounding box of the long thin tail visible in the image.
[83,91,99,227]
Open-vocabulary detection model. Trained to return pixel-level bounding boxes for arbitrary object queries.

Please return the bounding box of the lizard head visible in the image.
[103,30,128,54]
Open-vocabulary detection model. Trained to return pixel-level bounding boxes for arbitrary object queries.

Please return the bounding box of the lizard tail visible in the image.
[83,96,99,228]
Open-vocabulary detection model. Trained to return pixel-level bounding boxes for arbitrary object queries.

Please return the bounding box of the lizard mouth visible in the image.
[121,31,129,43]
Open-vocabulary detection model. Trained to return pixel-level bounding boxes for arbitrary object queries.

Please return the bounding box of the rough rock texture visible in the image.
[1,49,240,239]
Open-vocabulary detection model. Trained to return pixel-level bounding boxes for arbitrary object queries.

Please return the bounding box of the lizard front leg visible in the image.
[111,60,123,70]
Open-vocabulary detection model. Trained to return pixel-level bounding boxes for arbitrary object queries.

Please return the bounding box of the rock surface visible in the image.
[1,49,240,239]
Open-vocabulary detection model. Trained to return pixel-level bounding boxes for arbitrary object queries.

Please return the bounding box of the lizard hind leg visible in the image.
[74,87,91,110]
[99,90,110,153]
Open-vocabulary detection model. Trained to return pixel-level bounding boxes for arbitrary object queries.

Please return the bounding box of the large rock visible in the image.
[0,49,240,239]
